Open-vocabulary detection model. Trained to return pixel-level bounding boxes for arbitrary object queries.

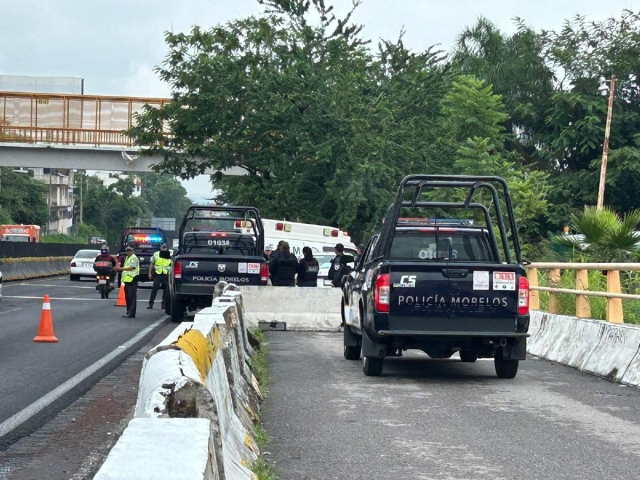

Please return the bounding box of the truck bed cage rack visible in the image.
[179,205,264,252]
[379,175,521,264]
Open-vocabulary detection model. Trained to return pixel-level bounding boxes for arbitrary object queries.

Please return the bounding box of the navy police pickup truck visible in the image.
[167,206,269,322]
[342,175,530,378]
[116,227,168,286]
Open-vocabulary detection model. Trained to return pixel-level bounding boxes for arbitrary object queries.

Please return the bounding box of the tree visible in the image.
[0,168,49,226]
[441,75,549,239]
[129,0,452,243]
[81,176,148,245]
[555,206,640,262]
[140,173,193,224]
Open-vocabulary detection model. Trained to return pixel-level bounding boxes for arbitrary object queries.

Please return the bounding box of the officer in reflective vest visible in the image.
[148,242,172,310]
[115,245,140,318]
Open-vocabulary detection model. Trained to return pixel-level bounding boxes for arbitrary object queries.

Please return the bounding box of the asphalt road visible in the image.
[0,276,166,436]
[263,333,640,480]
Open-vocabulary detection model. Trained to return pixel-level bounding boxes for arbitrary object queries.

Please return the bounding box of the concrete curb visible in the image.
[2,256,72,281]
[528,311,640,388]
[94,286,261,480]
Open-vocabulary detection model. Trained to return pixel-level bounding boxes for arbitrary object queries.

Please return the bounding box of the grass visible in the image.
[248,327,272,395]
[248,326,279,480]
[536,268,640,324]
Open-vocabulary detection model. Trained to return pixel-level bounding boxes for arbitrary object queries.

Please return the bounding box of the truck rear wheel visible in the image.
[460,350,478,363]
[170,298,186,323]
[362,356,383,376]
[495,349,519,379]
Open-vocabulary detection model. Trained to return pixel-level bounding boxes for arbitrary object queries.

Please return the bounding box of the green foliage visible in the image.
[139,173,193,224]
[127,3,640,251]
[554,206,640,262]
[442,75,549,236]
[537,268,640,324]
[248,327,272,395]
[77,172,192,244]
[0,168,49,226]
[129,0,451,243]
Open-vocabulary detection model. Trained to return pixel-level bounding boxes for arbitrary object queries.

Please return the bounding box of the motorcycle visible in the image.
[94,261,115,299]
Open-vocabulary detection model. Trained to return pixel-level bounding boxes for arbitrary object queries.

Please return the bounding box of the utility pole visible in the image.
[79,174,83,224]
[597,75,616,210]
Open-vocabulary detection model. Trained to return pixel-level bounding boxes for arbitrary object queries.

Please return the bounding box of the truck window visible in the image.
[389,230,494,262]
[182,234,257,256]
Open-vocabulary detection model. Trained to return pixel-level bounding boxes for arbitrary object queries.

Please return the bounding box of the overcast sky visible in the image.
[1,0,633,201]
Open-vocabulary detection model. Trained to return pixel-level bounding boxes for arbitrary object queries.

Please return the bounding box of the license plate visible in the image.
[98,279,107,285]
[83,263,92,268]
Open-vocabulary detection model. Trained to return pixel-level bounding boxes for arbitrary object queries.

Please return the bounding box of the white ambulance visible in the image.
[233,219,357,287]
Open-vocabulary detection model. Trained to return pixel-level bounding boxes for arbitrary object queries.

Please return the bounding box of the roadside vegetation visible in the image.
[248,327,278,480]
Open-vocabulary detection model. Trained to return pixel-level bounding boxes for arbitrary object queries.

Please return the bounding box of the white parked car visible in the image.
[70,249,101,281]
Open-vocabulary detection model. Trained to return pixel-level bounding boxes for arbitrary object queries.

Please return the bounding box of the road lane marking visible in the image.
[0,308,22,316]
[0,316,166,438]
[4,284,97,289]
[3,296,152,303]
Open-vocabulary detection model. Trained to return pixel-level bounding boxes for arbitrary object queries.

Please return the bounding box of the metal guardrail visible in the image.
[527,262,640,324]
[0,91,169,147]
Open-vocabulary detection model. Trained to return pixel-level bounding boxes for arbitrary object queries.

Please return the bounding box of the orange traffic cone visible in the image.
[115,283,126,307]
[34,295,58,343]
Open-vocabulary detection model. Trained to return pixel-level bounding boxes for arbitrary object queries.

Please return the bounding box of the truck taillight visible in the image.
[375,274,390,313]
[174,261,183,279]
[518,276,529,315]
[260,263,269,283]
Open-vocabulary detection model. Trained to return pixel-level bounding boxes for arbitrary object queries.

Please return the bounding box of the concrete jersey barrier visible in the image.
[93,418,216,480]
[239,285,342,331]
[2,256,72,281]
[95,285,261,480]
[528,311,640,388]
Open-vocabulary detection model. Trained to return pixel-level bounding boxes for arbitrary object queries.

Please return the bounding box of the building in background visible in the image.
[93,171,142,197]
[15,168,75,234]
[0,75,84,94]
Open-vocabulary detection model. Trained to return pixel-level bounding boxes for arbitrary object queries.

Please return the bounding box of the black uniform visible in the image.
[270,252,298,286]
[328,254,348,287]
[297,257,319,287]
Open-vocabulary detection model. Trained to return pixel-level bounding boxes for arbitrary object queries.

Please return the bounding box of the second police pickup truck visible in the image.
[342,175,530,378]
[167,206,269,322]
[116,227,168,286]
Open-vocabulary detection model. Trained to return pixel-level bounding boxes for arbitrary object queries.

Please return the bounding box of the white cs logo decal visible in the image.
[397,275,416,288]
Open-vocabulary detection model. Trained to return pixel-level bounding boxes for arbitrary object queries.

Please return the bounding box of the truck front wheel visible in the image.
[344,345,361,360]
[495,349,519,379]
[362,356,383,376]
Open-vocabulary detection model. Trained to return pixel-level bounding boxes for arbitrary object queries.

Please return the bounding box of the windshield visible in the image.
[182,233,257,256]
[389,230,494,262]
[75,250,101,259]
[2,235,29,242]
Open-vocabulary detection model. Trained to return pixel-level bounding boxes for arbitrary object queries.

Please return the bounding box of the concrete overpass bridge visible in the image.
[0,90,241,174]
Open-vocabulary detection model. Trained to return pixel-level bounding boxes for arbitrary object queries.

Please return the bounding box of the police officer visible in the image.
[296,246,319,287]
[269,241,297,286]
[148,242,171,310]
[115,245,140,318]
[328,243,347,288]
